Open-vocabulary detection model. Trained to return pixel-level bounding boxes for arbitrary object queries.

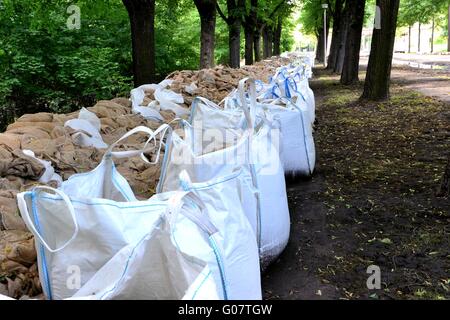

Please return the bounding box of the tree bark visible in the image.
[418,22,421,53]
[333,7,350,74]
[122,0,155,87]
[244,24,254,65]
[362,0,400,101]
[229,18,242,68]
[217,0,245,68]
[263,26,274,58]
[316,30,324,62]
[194,0,216,69]
[273,16,282,56]
[254,27,262,62]
[327,0,345,70]
[341,0,366,85]
[408,25,411,53]
[243,0,258,65]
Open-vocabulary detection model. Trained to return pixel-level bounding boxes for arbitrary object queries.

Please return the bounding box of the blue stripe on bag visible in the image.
[31,191,53,300]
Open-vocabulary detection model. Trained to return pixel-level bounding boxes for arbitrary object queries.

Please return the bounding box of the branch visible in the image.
[326,0,335,17]
[216,1,231,25]
[268,0,286,19]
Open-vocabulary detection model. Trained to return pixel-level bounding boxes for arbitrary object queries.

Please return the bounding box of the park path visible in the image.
[390,68,450,103]
[360,54,450,103]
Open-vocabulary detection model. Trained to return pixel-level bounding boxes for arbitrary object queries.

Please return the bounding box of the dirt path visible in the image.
[360,55,450,103]
[262,69,450,300]
[390,68,450,103]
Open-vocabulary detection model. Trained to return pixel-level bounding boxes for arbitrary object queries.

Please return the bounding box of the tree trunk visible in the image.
[316,31,323,62]
[122,0,155,87]
[327,0,344,70]
[194,0,216,69]
[341,0,366,85]
[243,0,258,65]
[244,25,254,65]
[362,0,400,101]
[254,27,262,62]
[273,17,282,56]
[418,22,421,53]
[263,26,274,58]
[408,25,411,53]
[229,18,241,68]
[334,6,350,74]
[431,18,435,53]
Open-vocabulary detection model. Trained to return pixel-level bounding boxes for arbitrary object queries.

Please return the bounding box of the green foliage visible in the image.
[0,0,297,128]
[398,0,449,27]
[300,0,327,35]
[0,0,132,117]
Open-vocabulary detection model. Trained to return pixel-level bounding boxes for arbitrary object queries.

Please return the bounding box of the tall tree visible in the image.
[122,0,156,86]
[194,0,217,69]
[253,0,287,62]
[340,0,366,84]
[254,19,263,62]
[263,25,274,58]
[333,3,350,74]
[273,16,283,55]
[216,0,246,68]
[327,0,346,70]
[362,0,400,101]
[243,0,258,65]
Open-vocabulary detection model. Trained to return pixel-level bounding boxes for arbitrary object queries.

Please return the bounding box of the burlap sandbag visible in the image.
[8,129,51,142]
[0,230,38,298]
[111,97,131,108]
[0,190,26,231]
[0,147,13,161]
[16,113,53,123]
[7,122,56,134]
[0,150,44,179]
[0,133,21,151]
[20,137,59,158]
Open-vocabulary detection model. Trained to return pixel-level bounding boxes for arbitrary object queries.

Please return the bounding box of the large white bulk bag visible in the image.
[158,104,259,242]
[226,81,316,177]
[259,98,316,177]
[162,78,290,268]
[17,187,223,300]
[178,170,261,299]
[16,127,235,300]
[264,75,315,125]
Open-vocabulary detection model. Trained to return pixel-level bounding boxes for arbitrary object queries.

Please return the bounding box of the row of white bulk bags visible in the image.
[17,126,261,300]
[270,66,316,125]
[227,78,316,177]
[158,78,290,269]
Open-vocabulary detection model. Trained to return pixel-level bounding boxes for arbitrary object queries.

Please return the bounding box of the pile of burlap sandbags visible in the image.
[0,55,294,299]
[0,98,171,299]
[166,56,291,104]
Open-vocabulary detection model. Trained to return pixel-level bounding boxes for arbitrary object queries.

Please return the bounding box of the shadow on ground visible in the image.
[262,69,450,300]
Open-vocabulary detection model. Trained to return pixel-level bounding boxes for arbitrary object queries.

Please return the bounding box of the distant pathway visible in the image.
[360,54,450,103]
